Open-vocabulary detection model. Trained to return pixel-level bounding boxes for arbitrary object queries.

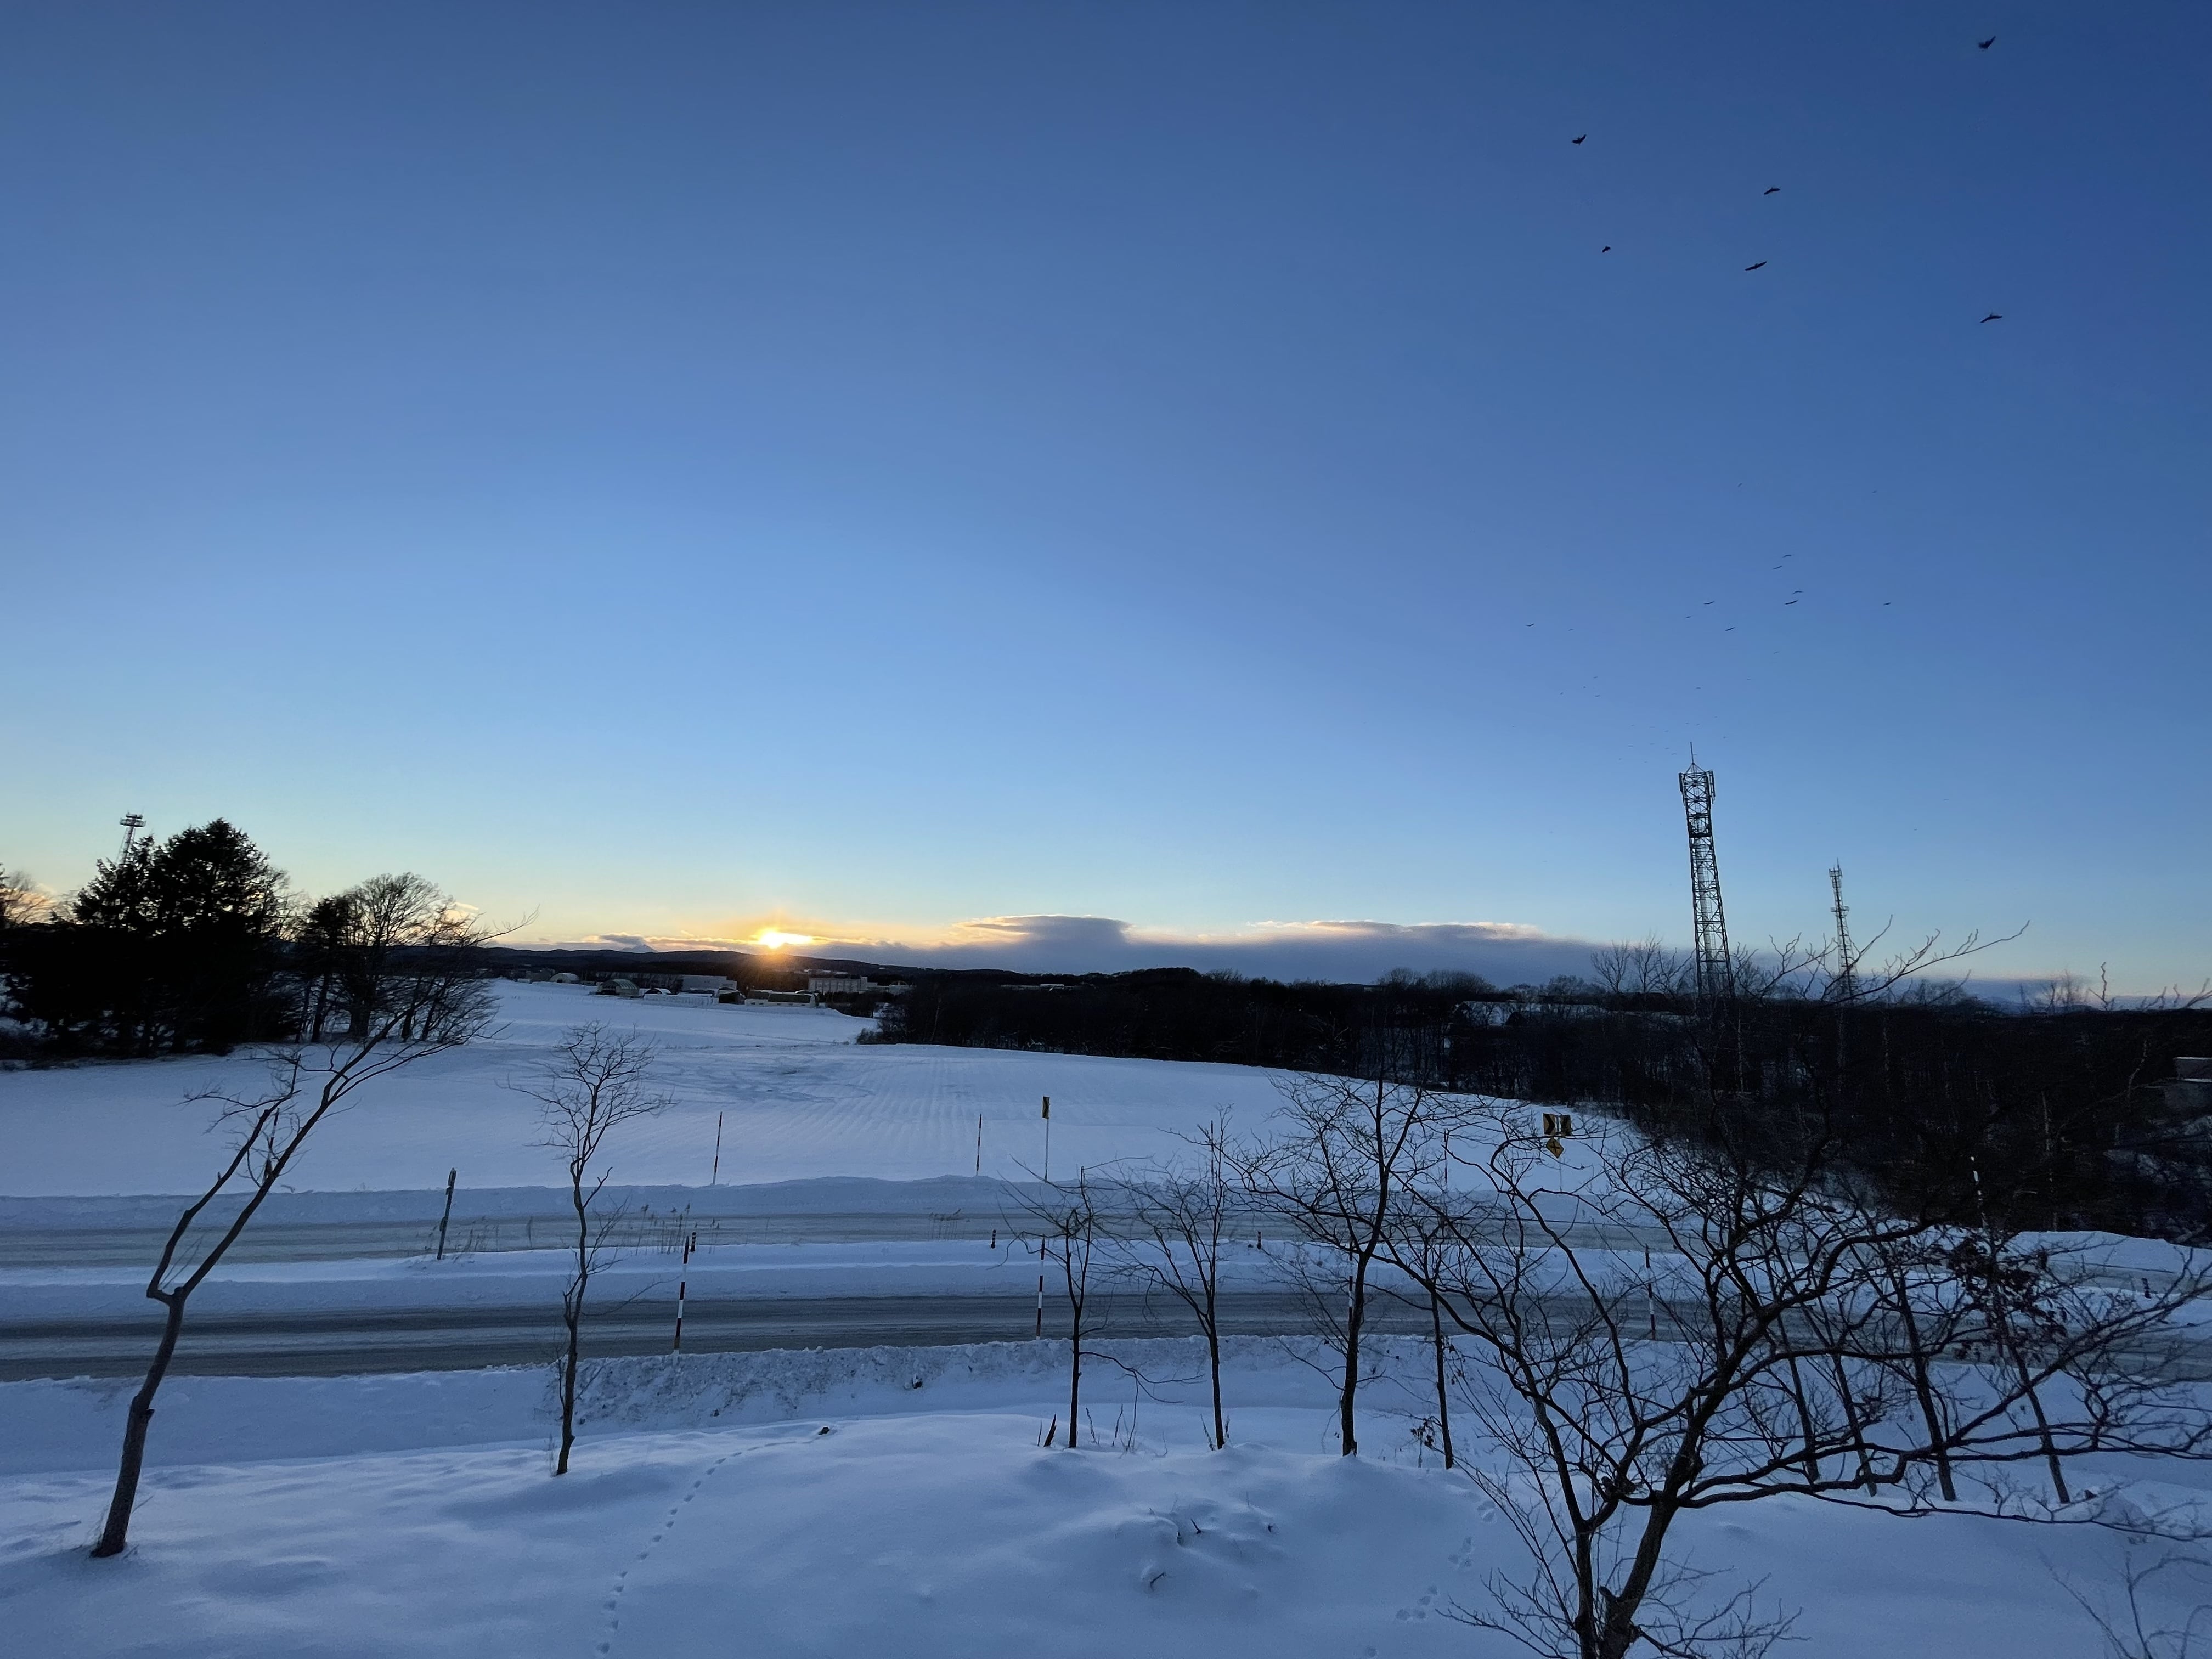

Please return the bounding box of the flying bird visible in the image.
[1744,261,1767,271]
[1572,134,1587,144]
[1978,36,1995,49]
[1763,187,1780,195]
[1601,245,1612,252]
[1980,312,2004,323]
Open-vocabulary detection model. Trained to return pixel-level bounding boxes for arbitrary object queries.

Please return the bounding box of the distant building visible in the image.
[2165,1058,2212,1117]
[551,972,581,984]
[808,974,872,996]
[680,975,738,996]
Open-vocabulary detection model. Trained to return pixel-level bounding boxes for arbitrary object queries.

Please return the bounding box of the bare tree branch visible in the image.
[92,876,504,1556]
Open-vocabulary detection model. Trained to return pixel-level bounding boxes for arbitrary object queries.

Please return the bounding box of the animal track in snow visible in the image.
[595,1452,741,1656]
[596,1433,820,1656]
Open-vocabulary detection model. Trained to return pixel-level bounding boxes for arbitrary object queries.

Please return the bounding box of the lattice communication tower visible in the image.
[1828,863,1855,1002]
[1678,759,1736,1006]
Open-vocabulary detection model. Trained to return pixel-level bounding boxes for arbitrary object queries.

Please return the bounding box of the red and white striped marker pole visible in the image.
[673,1230,695,1352]
[1035,1095,1050,1338]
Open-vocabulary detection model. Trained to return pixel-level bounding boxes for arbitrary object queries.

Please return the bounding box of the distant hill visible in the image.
[472,944,1015,986]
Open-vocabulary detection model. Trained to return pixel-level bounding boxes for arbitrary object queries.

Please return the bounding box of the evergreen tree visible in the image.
[64,837,162,1049]
[19,820,295,1053]
[142,820,291,1050]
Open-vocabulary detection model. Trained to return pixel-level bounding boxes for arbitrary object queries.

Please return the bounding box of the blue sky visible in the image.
[4,3,2207,989]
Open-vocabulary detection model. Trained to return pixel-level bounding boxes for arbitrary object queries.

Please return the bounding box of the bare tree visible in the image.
[1589,938,1690,1002]
[1237,1069,1460,1457]
[1006,1170,1108,1448]
[1395,1103,2212,1659]
[2057,1544,2212,1659]
[1812,915,2027,1007]
[511,1024,669,1475]
[1387,1201,1466,1469]
[92,877,497,1557]
[0,864,50,932]
[1105,1117,1240,1449]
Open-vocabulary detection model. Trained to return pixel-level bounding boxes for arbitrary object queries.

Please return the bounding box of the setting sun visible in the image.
[753,929,816,950]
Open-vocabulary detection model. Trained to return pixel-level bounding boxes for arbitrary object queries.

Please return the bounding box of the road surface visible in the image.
[0,1289,1426,1381]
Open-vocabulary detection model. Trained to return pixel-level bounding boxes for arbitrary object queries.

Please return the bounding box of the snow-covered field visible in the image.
[7,982,2207,1655]
[0,982,1290,1197]
[4,1340,2194,1658]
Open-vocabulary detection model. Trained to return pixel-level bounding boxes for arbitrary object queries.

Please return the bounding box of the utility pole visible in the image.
[117,813,145,858]
[435,1169,457,1261]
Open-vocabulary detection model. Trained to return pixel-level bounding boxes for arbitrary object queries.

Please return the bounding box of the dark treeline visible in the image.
[3,821,292,1054]
[1,822,482,1060]
[471,945,888,994]
[885,966,1487,1072]
[882,966,2212,1239]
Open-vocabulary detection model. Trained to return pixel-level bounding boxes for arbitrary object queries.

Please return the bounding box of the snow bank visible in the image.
[0,1239,1055,1321]
[0,1173,1041,1231]
[0,1335,1429,1478]
[3,1342,2198,1658]
[4,1415,1491,1658]
[0,1367,550,1477]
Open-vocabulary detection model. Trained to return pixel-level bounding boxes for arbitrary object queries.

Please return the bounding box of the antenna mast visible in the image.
[117,814,145,858]
[1829,864,1855,1002]
[1678,757,1735,1007]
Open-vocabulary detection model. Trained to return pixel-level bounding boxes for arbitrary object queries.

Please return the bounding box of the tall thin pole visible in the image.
[1036,1095,1052,1338]
[435,1168,457,1261]
[673,1230,694,1352]
[975,1113,983,1176]
[710,1112,723,1186]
